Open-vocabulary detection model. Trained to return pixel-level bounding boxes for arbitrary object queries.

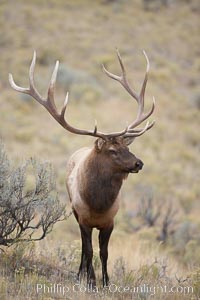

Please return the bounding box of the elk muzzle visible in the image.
[129,159,144,173]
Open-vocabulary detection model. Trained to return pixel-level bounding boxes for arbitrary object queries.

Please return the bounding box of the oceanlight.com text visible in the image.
[36,282,193,297]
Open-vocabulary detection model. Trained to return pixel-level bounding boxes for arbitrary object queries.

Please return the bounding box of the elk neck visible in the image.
[78,148,128,213]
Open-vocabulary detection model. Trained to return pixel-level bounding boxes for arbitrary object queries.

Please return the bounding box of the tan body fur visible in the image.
[66,147,120,229]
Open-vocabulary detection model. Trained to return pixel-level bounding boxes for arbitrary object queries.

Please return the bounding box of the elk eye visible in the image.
[109,149,117,156]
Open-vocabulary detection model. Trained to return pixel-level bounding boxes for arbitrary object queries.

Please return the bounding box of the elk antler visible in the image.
[9,50,155,140]
[102,49,155,138]
[9,52,129,140]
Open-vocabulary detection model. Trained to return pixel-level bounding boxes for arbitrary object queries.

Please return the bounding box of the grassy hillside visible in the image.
[0,0,200,299]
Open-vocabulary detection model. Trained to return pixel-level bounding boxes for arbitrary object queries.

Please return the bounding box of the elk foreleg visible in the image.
[78,224,96,286]
[99,223,114,287]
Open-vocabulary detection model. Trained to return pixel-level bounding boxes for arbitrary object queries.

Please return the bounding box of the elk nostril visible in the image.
[135,160,143,169]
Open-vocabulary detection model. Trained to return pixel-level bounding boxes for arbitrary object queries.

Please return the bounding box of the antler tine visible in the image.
[124,121,151,138]
[128,96,156,130]
[128,50,150,128]
[106,126,128,138]
[94,119,98,135]
[102,49,139,101]
[9,73,29,93]
[128,120,155,134]
[116,48,126,78]
[29,51,36,89]
[46,60,60,115]
[28,51,46,105]
[140,50,150,102]
[102,64,121,82]
[9,51,45,106]
[61,92,69,118]
[136,50,149,118]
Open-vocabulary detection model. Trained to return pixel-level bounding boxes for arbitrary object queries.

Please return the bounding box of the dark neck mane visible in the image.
[79,149,127,213]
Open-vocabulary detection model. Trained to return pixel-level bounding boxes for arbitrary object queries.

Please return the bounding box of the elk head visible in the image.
[9,49,155,169]
[94,137,144,174]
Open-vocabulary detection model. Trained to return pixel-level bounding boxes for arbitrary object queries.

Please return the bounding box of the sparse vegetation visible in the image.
[143,0,169,10]
[137,193,162,227]
[0,142,66,247]
[0,0,199,299]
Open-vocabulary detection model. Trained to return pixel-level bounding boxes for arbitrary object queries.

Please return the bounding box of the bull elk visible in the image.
[9,49,155,287]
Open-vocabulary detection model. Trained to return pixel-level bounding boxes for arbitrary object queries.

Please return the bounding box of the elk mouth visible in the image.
[128,161,144,173]
[129,168,141,173]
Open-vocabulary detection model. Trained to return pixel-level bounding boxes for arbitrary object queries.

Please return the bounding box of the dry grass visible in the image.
[0,0,200,299]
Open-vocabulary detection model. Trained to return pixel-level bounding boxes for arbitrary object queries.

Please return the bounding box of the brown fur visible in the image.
[78,148,127,213]
[66,137,143,227]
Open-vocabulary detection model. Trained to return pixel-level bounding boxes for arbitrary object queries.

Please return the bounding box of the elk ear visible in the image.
[95,138,105,152]
[123,136,136,146]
